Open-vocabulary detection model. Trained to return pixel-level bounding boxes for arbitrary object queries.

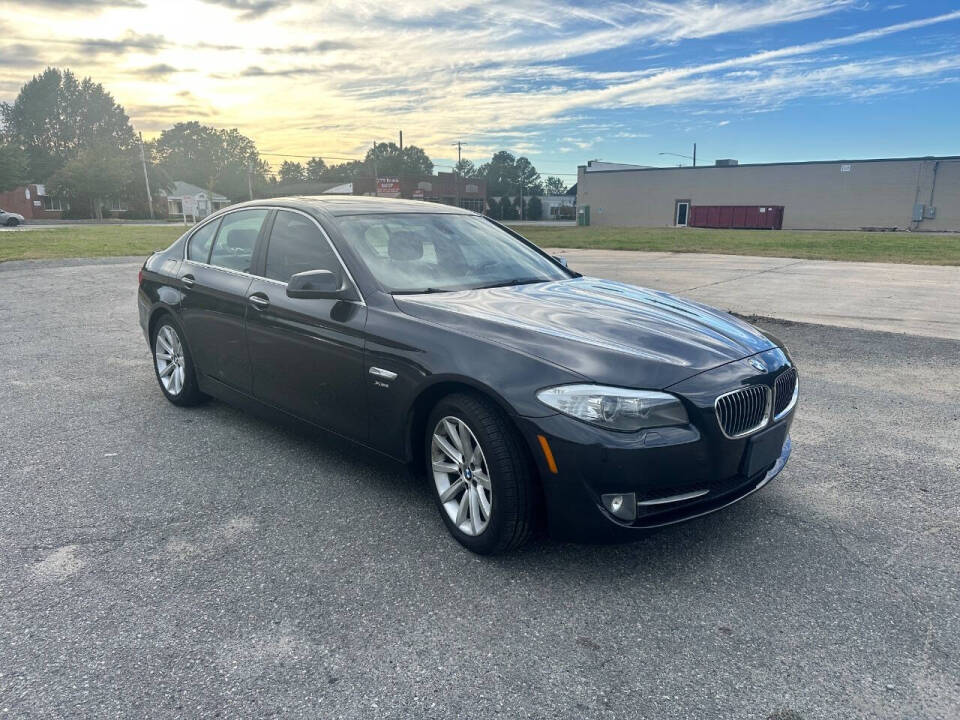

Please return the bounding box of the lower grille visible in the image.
[773,368,799,419]
[715,385,770,438]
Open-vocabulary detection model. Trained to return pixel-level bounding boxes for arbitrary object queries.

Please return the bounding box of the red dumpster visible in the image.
[689,205,784,229]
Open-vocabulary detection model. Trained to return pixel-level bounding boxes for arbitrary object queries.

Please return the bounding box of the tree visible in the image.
[454,158,476,178]
[486,197,501,220]
[322,160,367,182]
[364,142,433,177]
[544,176,567,196]
[48,143,134,221]
[526,195,543,221]
[1,67,135,181]
[279,160,305,184]
[154,121,268,200]
[500,195,518,221]
[0,142,28,191]
[305,156,327,182]
[478,150,517,197]
[515,156,543,196]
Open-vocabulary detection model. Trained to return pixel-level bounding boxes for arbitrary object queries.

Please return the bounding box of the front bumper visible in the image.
[518,351,796,543]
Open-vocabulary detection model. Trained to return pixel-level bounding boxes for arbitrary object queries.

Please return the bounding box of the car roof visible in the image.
[237,195,477,217]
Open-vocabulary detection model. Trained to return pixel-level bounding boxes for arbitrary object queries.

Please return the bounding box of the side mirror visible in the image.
[287,269,348,299]
[552,255,568,268]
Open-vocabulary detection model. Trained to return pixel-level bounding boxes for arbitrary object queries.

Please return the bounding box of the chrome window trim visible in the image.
[773,371,799,421]
[714,385,772,440]
[180,205,366,305]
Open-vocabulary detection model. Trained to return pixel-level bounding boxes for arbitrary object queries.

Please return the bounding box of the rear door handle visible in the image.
[248,293,270,310]
[181,274,195,289]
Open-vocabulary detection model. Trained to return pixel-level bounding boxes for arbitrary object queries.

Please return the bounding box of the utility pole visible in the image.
[452,140,463,209]
[519,177,524,221]
[693,142,697,167]
[399,130,403,152]
[139,132,154,220]
[247,158,254,201]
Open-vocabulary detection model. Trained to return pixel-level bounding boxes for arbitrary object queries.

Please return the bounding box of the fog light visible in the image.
[601,492,637,522]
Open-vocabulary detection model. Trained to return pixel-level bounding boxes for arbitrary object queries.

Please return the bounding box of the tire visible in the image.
[425,392,535,554]
[151,315,206,406]
[5,218,19,227]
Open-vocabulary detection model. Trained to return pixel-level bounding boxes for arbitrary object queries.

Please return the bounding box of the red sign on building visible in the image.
[376,177,401,197]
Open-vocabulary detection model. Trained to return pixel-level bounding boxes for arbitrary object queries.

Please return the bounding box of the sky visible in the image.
[1,0,959,181]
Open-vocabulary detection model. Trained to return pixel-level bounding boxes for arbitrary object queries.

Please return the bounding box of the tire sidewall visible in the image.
[425,396,512,554]
[151,315,200,406]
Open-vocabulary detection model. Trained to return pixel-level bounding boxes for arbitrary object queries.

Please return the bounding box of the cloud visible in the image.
[22,0,144,7]
[200,0,290,19]
[261,39,356,55]
[79,32,169,55]
[136,63,181,77]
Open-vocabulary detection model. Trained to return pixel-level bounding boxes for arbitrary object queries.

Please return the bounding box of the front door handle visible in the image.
[181,274,195,289]
[248,293,270,310]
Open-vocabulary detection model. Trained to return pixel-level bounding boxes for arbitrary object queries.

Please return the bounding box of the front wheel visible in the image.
[151,317,205,406]
[426,393,535,554]
[5,217,19,227]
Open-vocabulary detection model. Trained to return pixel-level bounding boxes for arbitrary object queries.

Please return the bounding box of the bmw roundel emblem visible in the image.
[749,357,767,372]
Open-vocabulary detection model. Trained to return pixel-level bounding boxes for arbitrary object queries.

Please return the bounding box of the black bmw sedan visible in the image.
[138,197,797,554]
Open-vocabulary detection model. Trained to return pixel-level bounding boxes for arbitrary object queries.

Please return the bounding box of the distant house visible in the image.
[0,184,70,221]
[540,193,576,220]
[162,181,230,219]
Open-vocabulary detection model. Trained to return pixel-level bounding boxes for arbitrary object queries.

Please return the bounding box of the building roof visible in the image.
[166,181,229,201]
[580,154,960,174]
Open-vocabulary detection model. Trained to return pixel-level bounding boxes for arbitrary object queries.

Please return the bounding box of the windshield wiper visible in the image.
[391,287,452,295]
[472,277,547,290]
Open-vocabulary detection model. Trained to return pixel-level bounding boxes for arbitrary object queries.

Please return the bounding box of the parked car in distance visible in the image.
[138,197,798,554]
[0,208,25,226]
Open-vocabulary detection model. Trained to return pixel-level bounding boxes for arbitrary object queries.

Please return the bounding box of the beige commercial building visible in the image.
[576,155,960,231]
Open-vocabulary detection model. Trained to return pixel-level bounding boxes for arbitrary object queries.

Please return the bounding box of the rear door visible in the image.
[245,209,368,441]
[178,208,270,393]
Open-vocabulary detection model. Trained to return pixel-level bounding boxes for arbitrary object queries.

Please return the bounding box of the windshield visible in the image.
[334,213,571,293]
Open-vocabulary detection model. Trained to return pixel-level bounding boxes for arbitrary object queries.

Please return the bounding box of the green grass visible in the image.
[0,225,184,263]
[3,222,959,266]
[509,225,960,265]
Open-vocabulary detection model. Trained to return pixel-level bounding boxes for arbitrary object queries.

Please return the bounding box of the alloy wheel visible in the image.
[431,416,492,536]
[155,325,186,396]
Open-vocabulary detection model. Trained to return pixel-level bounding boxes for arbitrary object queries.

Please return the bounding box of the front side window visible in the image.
[187,219,220,262]
[208,209,268,273]
[265,210,341,283]
[334,213,570,293]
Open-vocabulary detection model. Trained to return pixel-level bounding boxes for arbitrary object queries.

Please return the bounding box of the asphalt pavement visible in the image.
[0,258,957,719]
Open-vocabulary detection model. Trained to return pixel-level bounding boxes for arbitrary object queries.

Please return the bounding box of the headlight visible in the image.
[536,384,689,432]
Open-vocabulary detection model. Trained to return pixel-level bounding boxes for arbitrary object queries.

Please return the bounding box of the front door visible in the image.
[675,200,690,226]
[178,208,269,393]
[245,209,368,441]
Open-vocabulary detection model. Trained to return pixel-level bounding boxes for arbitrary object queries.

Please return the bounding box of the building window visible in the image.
[109,198,127,212]
[459,198,483,213]
[41,196,68,211]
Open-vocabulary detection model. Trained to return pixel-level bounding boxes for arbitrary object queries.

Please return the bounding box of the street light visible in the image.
[658,143,697,167]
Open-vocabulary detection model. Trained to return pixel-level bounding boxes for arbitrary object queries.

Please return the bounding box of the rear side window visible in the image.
[209,209,268,273]
[264,210,340,283]
[187,219,220,263]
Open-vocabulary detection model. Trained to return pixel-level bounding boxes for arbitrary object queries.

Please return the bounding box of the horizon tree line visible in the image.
[0,67,568,220]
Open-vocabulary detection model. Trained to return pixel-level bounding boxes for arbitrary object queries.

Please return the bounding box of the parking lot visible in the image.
[1,257,958,718]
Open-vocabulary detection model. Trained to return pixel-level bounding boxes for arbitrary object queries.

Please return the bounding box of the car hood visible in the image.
[394,277,777,388]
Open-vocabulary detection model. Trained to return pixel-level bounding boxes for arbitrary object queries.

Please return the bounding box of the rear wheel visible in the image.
[151,317,205,406]
[426,393,535,554]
